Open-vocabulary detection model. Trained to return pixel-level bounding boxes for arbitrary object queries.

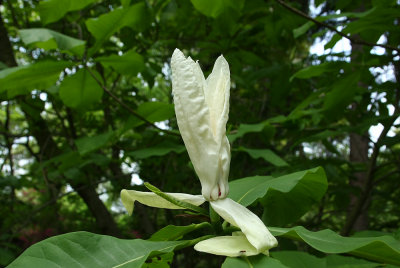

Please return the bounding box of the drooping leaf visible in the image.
[8,232,185,268]
[59,68,103,108]
[228,167,327,226]
[96,50,144,76]
[86,3,150,54]
[128,141,185,159]
[0,61,72,98]
[19,28,85,56]
[238,147,288,167]
[190,0,245,18]
[39,0,96,24]
[75,131,114,155]
[270,226,400,266]
[222,255,288,268]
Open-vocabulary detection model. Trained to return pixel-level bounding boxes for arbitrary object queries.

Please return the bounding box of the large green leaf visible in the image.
[128,141,185,159]
[290,62,344,81]
[238,147,289,167]
[228,167,327,226]
[19,28,85,56]
[39,0,96,24]
[96,50,144,76]
[0,61,72,97]
[222,255,288,268]
[59,68,103,108]
[271,251,379,268]
[190,0,245,18]
[86,3,149,54]
[270,226,400,266]
[8,232,185,268]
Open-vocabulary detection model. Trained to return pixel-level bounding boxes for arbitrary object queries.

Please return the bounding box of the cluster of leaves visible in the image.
[0,0,399,267]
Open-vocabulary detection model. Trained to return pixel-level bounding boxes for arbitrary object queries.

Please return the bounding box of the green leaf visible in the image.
[149,223,211,241]
[293,21,314,38]
[75,131,113,155]
[128,141,185,159]
[290,62,342,81]
[238,147,289,167]
[19,28,85,56]
[228,167,328,226]
[59,68,103,108]
[222,255,289,268]
[0,61,72,98]
[271,251,326,268]
[137,102,175,123]
[86,3,150,54]
[270,251,379,268]
[228,122,267,143]
[97,50,144,76]
[323,73,361,113]
[270,226,400,266]
[190,0,245,18]
[8,231,185,268]
[39,0,96,24]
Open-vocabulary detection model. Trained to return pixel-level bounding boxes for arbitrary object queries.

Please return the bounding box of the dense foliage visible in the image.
[0,0,399,267]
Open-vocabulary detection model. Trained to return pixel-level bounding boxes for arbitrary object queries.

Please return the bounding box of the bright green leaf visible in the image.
[8,232,185,268]
[59,69,103,108]
[19,28,85,56]
[97,50,144,76]
[39,0,96,24]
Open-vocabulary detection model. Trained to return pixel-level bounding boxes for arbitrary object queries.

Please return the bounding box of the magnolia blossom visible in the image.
[120,48,278,257]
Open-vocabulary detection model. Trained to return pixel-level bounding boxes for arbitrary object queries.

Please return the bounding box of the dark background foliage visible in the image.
[0,0,399,266]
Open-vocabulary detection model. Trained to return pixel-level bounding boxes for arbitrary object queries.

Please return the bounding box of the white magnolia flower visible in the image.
[120,48,277,257]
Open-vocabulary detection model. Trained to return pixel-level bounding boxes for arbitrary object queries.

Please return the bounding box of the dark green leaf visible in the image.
[149,223,210,241]
[222,255,289,268]
[97,50,144,76]
[239,147,289,167]
[59,69,103,108]
[86,3,150,54]
[128,141,185,159]
[75,131,113,155]
[270,226,400,266]
[228,122,267,143]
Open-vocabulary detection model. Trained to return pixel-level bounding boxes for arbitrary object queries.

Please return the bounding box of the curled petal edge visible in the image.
[121,189,206,215]
[210,198,278,252]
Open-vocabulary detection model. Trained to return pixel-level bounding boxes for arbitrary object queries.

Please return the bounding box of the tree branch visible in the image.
[275,0,400,54]
[85,67,180,137]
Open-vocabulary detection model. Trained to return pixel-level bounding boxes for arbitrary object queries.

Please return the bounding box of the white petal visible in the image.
[171,49,223,201]
[194,235,268,257]
[204,55,230,140]
[120,189,205,215]
[210,198,278,252]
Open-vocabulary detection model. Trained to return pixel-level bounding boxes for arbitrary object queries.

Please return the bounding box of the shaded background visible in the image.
[0,0,399,266]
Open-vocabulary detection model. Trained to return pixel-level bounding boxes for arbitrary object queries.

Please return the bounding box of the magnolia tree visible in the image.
[7,50,400,268]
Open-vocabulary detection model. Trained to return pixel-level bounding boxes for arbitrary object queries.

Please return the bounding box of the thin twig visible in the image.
[85,67,180,136]
[275,0,400,54]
